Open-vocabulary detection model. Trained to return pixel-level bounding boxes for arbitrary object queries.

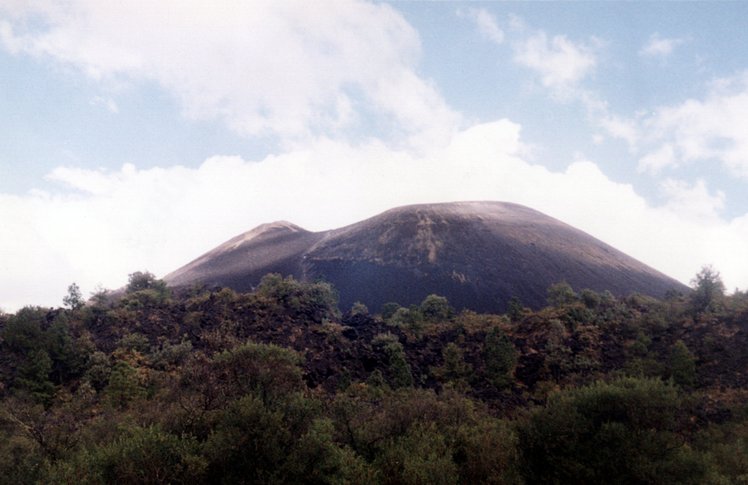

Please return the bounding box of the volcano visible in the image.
[164,201,687,313]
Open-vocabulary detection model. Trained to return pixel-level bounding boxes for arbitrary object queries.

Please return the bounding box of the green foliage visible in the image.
[104,361,145,410]
[117,332,150,354]
[1,306,46,353]
[62,283,84,310]
[453,418,523,485]
[420,294,452,322]
[210,342,304,405]
[380,302,401,321]
[373,333,414,388]
[149,339,193,370]
[257,273,340,322]
[432,342,472,388]
[483,326,517,389]
[204,393,338,484]
[518,377,706,484]
[126,271,166,294]
[84,351,112,391]
[387,306,423,331]
[125,271,169,306]
[349,301,369,317]
[46,319,87,384]
[507,296,525,321]
[375,422,459,485]
[669,340,697,388]
[4,269,748,484]
[547,281,577,307]
[579,288,602,309]
[690,265,725,314]
[47,425,206,484]
[15,349,55,404]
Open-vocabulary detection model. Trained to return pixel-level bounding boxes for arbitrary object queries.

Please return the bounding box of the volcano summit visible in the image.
[164,202,686,313]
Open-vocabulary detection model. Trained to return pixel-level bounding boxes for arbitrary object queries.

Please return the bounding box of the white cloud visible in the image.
[0,0,459,148]
[640,34,684,58]
[660,179,725,223]
[513,31,597,96]
[2,121,748,311]
[459,8,504,44]
[638,143,676,174]
[639,71,748,178]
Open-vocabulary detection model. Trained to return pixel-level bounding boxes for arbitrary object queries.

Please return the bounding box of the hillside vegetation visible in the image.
[2,268,748,484]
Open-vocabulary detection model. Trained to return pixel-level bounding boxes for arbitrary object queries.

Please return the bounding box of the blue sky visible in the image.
[1,1,747,311]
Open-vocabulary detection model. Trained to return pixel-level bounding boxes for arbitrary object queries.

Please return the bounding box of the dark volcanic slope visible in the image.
[164,202,687,313]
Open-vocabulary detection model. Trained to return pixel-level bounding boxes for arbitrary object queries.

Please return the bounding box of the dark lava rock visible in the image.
[164,201,687,313]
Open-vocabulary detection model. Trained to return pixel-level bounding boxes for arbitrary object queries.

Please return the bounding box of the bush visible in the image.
[669,340,697,388]
[518,377,706,484]
[420,294,452,322]
[256,274,340,322]
[547,281,577,307]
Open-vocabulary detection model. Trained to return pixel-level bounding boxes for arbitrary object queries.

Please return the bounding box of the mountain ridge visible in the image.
[164,201,687,312]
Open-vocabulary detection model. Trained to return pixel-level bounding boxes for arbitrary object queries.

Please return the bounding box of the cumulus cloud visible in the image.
[2,121,748,311]
[0,0,459,148]
[632,71,748,179]
[459,7,504,44]
[660,179,725,223]
[640,34,684,58]
[513,31,598,97]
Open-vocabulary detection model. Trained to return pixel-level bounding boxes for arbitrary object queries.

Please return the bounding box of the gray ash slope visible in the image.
[164,201,687,313]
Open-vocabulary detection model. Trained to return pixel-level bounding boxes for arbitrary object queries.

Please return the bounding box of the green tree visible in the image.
[373,334,414,388]
[62,283,84,310]
[380,302,401,321]
[46,425,207,484]
[15,349,55,404]
[375,422,458,485]
[507,296,525,321]
[420,294,452,322]
[432,342,472,388]
[104,361,145,410]
[350,301,369,317]
[690,265,725,314]
[547,281,577,307]
[518,377,706,484]
[669,340,697,388]
[483,327,517,389]
[126,271,164,293]
[256,273,340,322]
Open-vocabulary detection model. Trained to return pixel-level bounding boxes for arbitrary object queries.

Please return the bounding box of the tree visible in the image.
[547,281,577,307]
[669,340,697,388]
[373,333,413,388]
[507,296,525,321]
[432,342,472,388]
[420,294,452,322]
[62,283,84,310]
[126,271,162,293]
[518,378,705,484]
[15,349,55,404]
[104,361,145,410]
[690,265,725,314]
[483,327,517,389]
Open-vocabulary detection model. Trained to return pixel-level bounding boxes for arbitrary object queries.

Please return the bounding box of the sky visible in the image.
[1,1,747,311]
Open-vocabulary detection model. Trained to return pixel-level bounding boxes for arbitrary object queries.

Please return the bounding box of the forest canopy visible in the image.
[1,269,748,483]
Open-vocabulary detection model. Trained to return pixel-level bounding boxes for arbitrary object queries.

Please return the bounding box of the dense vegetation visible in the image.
[2,267,748,484]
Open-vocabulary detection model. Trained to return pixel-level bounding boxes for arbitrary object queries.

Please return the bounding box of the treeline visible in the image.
[1,269,748,483]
